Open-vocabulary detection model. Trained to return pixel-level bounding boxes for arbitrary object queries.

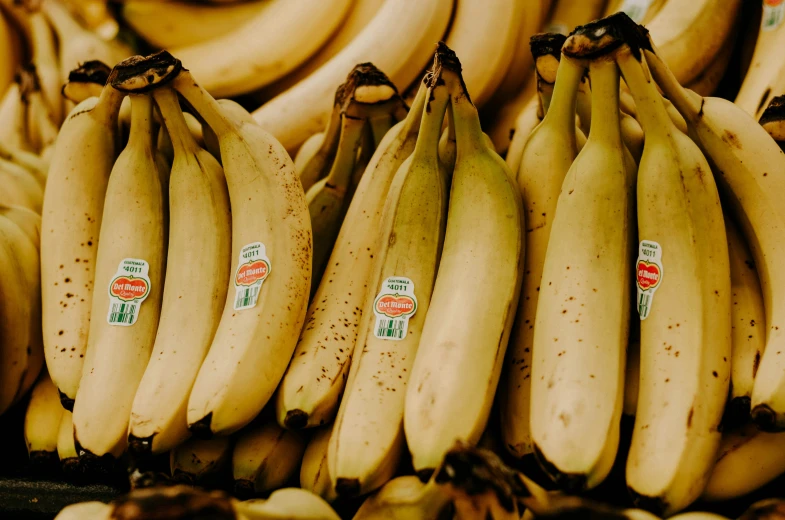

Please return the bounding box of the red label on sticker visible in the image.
[637,260,661,290]
[235,260,270,286]
[765,0,784,6]
[375,294,416,318]
[110,276,149,301]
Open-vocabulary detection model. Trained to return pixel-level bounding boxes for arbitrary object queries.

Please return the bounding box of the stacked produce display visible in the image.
[2,0,785,519]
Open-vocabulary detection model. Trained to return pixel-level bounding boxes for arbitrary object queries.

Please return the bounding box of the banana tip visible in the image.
[58,390,75,411]
[188,413,215,439]
[234,479,256,499]
[335,477,361,498]
[283,409,309,430]
[751,404,784,432]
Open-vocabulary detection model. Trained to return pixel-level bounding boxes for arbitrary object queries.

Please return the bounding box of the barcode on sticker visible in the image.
[637,293,652,320]
[763,0,785,31]
[618,0,655,23]
[376,319,405,340]
[235,286,260,310]
[109,303,137,325]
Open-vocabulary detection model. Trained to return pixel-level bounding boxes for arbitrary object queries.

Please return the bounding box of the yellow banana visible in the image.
[0,205,40,249]
[404,44,525,476]
[128,86,231,455]
[24,371,63,465]
[328,63,449,498]
[0,78,32,153]
[72,92,166,460]
[0,8,17,98]
[54,502,112,520]
[252,0,453,153]
[605,0,668,23]
[0,158,43,212]
[57,409,78,475]
[28,9,62,124]
[170,436,233,485]
[236,488,341,520]
[352,476,450,520]
[684,26,737,97]
[299,425,336,502]
[41,87,125,408]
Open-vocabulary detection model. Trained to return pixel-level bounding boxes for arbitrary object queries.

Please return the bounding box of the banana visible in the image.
[28,9,62,125]
[605,0,668,23]
[41,87,125,409]
[24,371,63,465]
[201,98,258,161]
[167,60,311,436]
[504,92,541,177]
[41,0,130,84]
[170,436,233,485]
[27,75,60,156]
[723,216,767,427]
[684,25,737,97]
[300,425,336,502]
[0,205,40,249]
[352,476,451,520]
[644,0,741,85]
[171,0,352,98]
[760,95,785,143]
[529,56,631,491]
[0,141,48,187]
[442,0,524,108]
[274,84,427,431]
[0,8,17,98]
[668,514,729,520]
[735,0,785,117]
[236,488,341,520]
[328,63,449,498]
[0,158,43,212]
[597,20,730,515]
[500,38,583,459]
[252,0,453,153]
[128,86,231,456]
[0,215,39,415]
[57,409,78,474]
[250,0,386,104]
[701,422,785,501]
[404,44,525,477]
[0,77,32,153]
[122,0,272,49]
[72,92,166,460]
[54,502,112,520]
[641,28,785,434]
[233,419,307,497]
[294,132,326,177]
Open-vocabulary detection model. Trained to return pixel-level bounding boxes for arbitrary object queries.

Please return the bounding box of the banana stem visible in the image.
[369,114,394,150]
[153,87,199,158]
[641,47,703,122]
[127,94,155,151]
[411,83,450,161]
[322,114,366,190]
[587,59,622,147]
[91,82,126,126]
[541,55,584,140]
[615,47,674,140]
[172,71,235,140]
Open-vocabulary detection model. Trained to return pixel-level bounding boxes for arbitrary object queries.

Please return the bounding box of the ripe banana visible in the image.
[300,425,336,502]
[274,84,427,431]
[54,502,112,520]
[170,436,233,485]
[41,0,130,83]
[28,9,62,125]
[605,23,730,515]
[701,422,785,501]
[404,45,525,477]
[27,76,59,156]
[128,86,231,456]
[122,0,272,49]
[735,0,785,117]
[443,0,524,108]
[252,0,453,152]
[0,78,32,153]
[72,93,166,460]
[172,0,352,98]
[328,66,449,498]
[641,31,785,434]
[500,41,583,459]
[0,8,17,98]
[296,96,341,192]
[170,63,311,436]
[57,410,78,474]
[0,141,48,187]
[0,205,40,249]
[24,371,63,466]
[233,420,307,497]
[236,488,341,520]
[529,57,631,491]
[41,87,125,408]
[605,0,668,23]
[352,476,450,520]
[0,158,43,213]
[0,215,39,415]
[723,216,767,427]
[200,98,257,161]
[684,25,737,97]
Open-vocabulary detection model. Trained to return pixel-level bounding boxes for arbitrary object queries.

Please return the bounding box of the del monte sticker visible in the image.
[373,277,418,340]
[107,258,152,326]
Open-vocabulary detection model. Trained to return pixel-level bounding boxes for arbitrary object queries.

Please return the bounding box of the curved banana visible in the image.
[28,10,62,125]
[27,76,59,155]
[328,67,449,498]
[236,488,340,520]
[252,0,453,152]
[57,409,78,475]
[701,422,785,501]
[500,40,583,459]
[443,0,524,108]
[0,205,40,249]
[294,132,325,176]
[529,57,631,491]
[72,93,166,460]
[170,436,233,485]
[735,0,785,117]
[684,27,736,97]
[274,85,427,431]
[41,87,124,408]
[233,420,307,497]
[0,158,43,212]
[170,63,311,436]
[604,25,730,515]
[642,32,785,434]
[24,371,63,465]
[0,79,32,153]
[128,86,231,456]
[300,425,336,502]
[0,141,48,187]
[404,45,525,477]
[644,0,741,84]
[201,98,257,161]
[54,502,112,520]
[171,0,352,98]
[122,0,272,49]
[352,476,450,520]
